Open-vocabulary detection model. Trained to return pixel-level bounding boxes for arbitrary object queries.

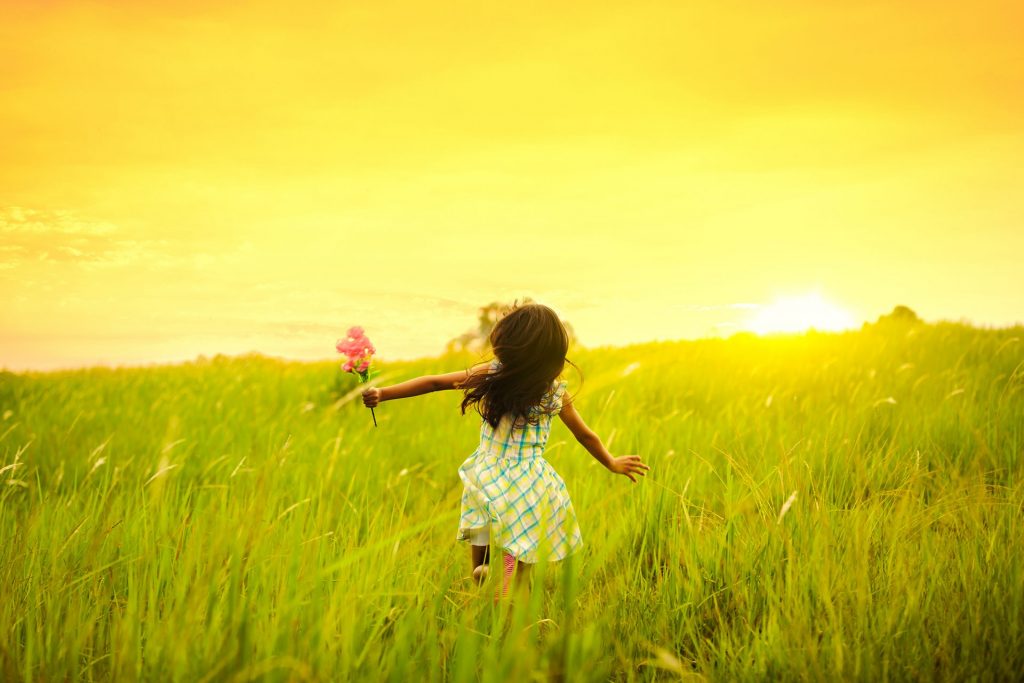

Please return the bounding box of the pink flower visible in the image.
[339,334,375,359]
[337,325,378,426]
[337,325,376,376]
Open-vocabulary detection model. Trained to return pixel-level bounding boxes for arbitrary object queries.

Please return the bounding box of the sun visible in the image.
[745,292,857,335]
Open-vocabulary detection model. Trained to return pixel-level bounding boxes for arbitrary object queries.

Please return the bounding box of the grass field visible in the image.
[2,321,1022,681]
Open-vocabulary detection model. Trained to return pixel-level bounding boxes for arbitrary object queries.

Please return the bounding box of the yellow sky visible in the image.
[2,0,1022,370]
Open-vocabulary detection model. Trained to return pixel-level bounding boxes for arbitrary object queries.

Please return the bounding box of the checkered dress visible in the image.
[456,362,584,563]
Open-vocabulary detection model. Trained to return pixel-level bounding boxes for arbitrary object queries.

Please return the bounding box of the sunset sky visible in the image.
[2,1,1022,370]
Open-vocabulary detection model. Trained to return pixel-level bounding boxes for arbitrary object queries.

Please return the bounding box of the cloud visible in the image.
[642,302,764,313]
[0,206,252,273]
[1,206,117,236]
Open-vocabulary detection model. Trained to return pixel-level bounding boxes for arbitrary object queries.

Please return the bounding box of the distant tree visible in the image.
[445,330,483,354]
[876,305,921,324]
[446,298,577,353]
[476,300,513,342]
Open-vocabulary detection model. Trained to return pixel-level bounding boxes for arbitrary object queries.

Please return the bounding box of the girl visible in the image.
[361,303,649,597]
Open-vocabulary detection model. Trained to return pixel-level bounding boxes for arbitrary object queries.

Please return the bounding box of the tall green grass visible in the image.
[1,322,1022,681]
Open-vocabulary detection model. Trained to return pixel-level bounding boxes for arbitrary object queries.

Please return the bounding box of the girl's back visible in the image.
[475,360,568,462]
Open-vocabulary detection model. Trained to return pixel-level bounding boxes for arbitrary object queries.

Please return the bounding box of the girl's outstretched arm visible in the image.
[558,393,650,483]
[361,363,488,407]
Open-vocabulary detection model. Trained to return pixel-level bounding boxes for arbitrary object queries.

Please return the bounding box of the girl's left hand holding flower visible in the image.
[362,387,382,408]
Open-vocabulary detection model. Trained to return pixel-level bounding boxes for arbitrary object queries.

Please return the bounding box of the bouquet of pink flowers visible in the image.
[336,326,379,426]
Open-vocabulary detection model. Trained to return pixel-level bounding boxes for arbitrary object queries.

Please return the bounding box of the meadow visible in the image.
[1,321,1022,682]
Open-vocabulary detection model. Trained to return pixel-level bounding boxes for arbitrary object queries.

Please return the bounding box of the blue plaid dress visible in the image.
[456,362,584,563]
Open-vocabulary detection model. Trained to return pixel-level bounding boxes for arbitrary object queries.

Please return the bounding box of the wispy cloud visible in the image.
[1,206,117,236]
[0,206,253,273]
[687,302,762,311]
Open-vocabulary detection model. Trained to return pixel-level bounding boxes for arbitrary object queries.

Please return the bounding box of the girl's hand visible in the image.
[607,455,650,483]
[362,387,382,408]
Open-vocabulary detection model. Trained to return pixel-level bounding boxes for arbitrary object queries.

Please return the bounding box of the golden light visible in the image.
[1,2,1022,370]
[745,293,857,335]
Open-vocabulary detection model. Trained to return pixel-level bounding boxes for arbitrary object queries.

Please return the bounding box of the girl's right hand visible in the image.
[608,455,650,483]
[362,387,382,408]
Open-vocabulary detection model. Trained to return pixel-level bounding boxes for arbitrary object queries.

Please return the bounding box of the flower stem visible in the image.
[356,369,377,427]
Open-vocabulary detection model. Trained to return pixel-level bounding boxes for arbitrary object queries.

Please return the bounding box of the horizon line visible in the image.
[4,317,1022,375]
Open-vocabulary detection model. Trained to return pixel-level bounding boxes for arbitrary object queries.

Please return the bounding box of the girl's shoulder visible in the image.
[537,376,569,414]
[548,375,568,394]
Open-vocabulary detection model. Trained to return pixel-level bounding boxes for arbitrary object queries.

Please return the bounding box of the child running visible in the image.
[361,303,649,597]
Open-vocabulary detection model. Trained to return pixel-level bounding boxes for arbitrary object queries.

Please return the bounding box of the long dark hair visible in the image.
[459,302,574,429]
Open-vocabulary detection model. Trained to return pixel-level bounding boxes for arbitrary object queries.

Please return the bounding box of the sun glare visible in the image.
[745,293,857,335]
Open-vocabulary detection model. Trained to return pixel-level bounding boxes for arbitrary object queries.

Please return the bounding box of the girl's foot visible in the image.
[472,564,489,584]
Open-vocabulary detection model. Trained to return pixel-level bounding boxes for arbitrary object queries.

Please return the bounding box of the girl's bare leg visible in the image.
[471,544,491,583]
[471,544,489,569]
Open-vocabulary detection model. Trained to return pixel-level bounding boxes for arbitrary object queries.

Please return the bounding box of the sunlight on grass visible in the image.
[1,322,1022,680]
